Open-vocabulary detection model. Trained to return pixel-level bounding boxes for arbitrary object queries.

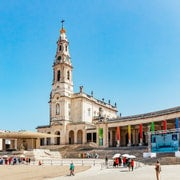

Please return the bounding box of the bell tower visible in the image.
[49,20,73,125]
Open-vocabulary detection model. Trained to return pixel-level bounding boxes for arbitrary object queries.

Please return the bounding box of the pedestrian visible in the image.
[69,162,75,176]
[115,158,119,167]
[127,158,131,171]
[105,156,108,166]
[131,159,134,171]
[113,158,116,167]
[28,157,31,165]
[155,160,161,180]
[123,157,126,167]
[38,160,42,166]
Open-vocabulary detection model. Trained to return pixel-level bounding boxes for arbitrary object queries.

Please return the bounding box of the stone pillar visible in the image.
[51,136,55,145]
[44,138,47,145]
[83,130,86,144]
[36,139,40,149]
[96,127,99,146]
[14,139,17,149]
[74,130,77,144]
[103,124,108,147]
[147,125,151,152]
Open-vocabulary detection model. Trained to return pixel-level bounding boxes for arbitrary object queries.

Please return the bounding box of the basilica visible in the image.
[36,24,180,149]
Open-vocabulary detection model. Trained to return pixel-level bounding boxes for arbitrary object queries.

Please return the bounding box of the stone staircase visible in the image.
[55,144,180,165]
[24,149,62,161]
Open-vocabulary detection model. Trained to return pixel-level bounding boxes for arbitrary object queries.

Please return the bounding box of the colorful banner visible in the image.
[151,122,155,132]
[128,125,131,140]
[99,128,103,138]
[99,128,103,146]
[163,120,167,131]
[139,124,143,139]
[175,118,179,129]
[116,126,120,141]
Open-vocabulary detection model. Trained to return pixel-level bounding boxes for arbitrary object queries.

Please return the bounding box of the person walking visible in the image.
[131,159,134,171]
[70,162,75,176]
[155,160,161,180]
[105,156,108,167]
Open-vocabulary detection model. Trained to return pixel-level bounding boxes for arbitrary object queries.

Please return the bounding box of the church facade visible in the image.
[37,25,180,149]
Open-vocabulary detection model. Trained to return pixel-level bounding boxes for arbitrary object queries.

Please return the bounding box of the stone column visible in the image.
[103,124,108,147]
[74,130,77,144]
[14,139,17,149]
[83,130,86,144]
[147,125,151,152]
[36,139,40,149]
[44,138,47,145]
[96,127,99,146]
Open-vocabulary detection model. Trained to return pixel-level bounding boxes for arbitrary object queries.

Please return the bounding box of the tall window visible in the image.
[56,103,60,115]
[67,71,70,80]
[65,45,67,51]
[59,45,61,51]
[68,103,71,118]
[88,108,91,116]
[57,56,61,61]
[99,107,103,117]
[57,70,60,81]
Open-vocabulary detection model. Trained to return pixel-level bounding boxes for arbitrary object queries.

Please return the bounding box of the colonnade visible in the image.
[97,117,180,148]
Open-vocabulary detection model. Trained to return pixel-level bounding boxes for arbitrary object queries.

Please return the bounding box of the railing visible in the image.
[30,158,144,170]
[31,158,104,166]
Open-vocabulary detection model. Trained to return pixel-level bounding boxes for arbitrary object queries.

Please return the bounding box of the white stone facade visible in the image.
[36,24,118,146]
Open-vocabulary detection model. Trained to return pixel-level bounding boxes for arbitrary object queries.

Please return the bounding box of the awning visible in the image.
[0,131,58,139]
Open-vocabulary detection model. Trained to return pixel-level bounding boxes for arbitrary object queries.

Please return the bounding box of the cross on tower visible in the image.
[61,19,65,29]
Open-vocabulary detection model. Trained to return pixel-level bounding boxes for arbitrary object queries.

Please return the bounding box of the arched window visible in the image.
[57,56,61,61]
[57,70,60,81]
[56,103,60,115]
[59,45,61,51]
[67,71,70,80]
[99,107,103,117]
[65,45,67,51]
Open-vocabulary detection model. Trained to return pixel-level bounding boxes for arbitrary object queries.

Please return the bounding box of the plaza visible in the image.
[51,163,180,180]
[0,159,180,180]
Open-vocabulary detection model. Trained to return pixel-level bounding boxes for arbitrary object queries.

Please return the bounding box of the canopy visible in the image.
[122,154,129,157]
[112,153,121,159]
[128,155,136,159]
[0,131,58,139]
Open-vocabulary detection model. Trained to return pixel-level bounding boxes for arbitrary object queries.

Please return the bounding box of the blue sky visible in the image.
[0,0,180,131]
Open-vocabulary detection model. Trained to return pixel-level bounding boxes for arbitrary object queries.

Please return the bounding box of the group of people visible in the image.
[69,158,161,179]
[123,156,135,171]
[0,156,31,165]
[112,156,135,171]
